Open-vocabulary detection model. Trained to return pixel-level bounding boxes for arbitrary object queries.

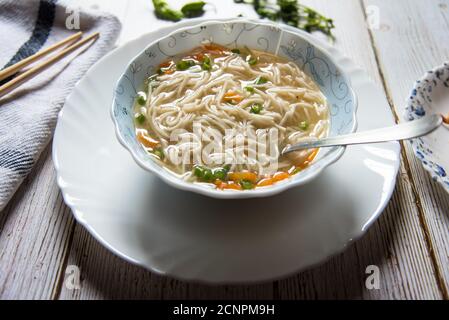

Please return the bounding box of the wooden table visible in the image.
[1,0,448,300]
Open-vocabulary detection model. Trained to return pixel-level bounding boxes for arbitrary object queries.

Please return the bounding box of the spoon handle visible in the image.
[283,114,442,154]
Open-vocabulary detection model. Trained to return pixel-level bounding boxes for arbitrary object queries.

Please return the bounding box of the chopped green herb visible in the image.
[137,92,147,105]
[254,76,268,85]
[181,1,206,18]
[176,59,196,71]
[299,120,309,131]
[231,48,241,54]
[292,167,303,175]
[240,179,254,190]
[153,147,164,159]
[201,55,212,71]
[247,55,258,66]
[244,86,255,94]
[152,0,183,21]
[250,103,263,114]
[135,113,146,124]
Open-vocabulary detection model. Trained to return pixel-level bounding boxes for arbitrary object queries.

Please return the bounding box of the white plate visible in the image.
[53,19,400,283]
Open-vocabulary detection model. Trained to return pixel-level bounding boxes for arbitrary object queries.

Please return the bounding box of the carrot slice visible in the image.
[223,91,243,104]
[159,60,174,69]
[215,180,242,190]
[137,131,160,149]
[256,178,274,187]
[443,113,449,125]
[202,43,229,55]
[228,171,258,183]
[306,149,319,162]
[158,60,175,74]
[272,172,290,182]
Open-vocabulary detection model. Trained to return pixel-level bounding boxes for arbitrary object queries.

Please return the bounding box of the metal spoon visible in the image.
[282,114,443,154]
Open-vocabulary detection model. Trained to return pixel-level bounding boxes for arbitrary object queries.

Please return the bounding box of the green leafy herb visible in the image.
[152,0,183,21]
[247,55,258,65]
[233,0,334,37]
[254,76,268,85]
[181,1,206,18]
[137,91,147,106]
[299,120,309,131]
[291,167,303,175]
[135,113,146,124]
[176,59,196,71]
[240,179,254,190]
[244,86,255,94]
[201,55,212,70]
[153,147,165,159]
[250,103,263,114]
[231,48,241,54]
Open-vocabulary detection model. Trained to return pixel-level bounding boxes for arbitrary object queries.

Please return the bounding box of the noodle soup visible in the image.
[133,43,329,190]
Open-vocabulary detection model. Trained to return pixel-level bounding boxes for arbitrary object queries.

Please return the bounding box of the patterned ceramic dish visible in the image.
[405,62,449,192]
[111,19,357,198]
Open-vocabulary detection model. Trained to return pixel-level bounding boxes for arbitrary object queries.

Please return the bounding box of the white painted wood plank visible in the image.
[57,0,442,299]
[363,0,449,298]
[0,146,75,299]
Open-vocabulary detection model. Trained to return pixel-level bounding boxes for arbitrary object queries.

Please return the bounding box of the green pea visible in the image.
[213,168,228,181]
[299,120,309,131]
[250,103,263,114]
[254,76,268,85]
[135,113,146,124]
[202,168,214,182]
[137,92,147,105]
[240,180,254,190]
[193,165,205,178]
[176,59,195,71]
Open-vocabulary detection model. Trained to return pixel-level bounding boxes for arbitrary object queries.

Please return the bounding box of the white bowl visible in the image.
[111,19,357,199]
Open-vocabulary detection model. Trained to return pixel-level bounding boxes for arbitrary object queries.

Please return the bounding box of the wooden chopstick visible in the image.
[0,32,99,99]
[0,31,83,82]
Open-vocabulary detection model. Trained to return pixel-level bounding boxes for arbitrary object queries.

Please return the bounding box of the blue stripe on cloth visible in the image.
[0,0,57,85]
[0,149,35,175]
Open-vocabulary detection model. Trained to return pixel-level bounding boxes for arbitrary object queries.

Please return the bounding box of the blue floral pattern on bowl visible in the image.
[111,19,357,198]
[405,62,449,192]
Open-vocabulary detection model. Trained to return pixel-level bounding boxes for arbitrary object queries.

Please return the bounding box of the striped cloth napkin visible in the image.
[0,0,121,211]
